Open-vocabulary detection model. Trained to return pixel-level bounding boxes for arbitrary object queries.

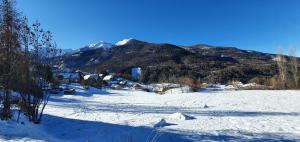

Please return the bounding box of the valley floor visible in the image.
[1,84,300,142]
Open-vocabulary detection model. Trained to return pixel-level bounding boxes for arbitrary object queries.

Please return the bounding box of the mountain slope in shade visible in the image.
[61,39,299,84]
[62,48,80,55]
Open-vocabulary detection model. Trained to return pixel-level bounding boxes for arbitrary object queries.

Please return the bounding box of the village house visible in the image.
[57,72,81,83]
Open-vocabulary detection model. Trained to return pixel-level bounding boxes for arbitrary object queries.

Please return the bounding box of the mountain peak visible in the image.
[88,41,113,49]
[81,41,113,51]
[115,38,135,46]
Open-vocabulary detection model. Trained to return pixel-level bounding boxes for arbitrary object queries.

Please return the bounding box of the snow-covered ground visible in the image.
[1,84,300,142]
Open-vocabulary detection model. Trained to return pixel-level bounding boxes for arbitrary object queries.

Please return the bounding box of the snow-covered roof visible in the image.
[103,75,114,81]
[84,74,99,80]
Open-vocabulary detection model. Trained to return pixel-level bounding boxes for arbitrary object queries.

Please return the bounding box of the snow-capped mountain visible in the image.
[80,41,113,51]
[77,38,142,52]
[115,38,134,46]
[62,38,297,84]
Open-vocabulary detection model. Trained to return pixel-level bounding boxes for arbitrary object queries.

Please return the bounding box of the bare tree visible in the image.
[0,0,57,123]
[0,0,23,120]
[276,49,287,89]
[23,21,58,124]
[289,48,299,88]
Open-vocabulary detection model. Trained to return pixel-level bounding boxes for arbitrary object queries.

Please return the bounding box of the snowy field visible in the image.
[1,84,300,142]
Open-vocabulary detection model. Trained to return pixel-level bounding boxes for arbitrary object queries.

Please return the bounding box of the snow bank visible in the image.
[150,83,181,93]
[164,86,193,94]
[168,112,195,120]
[227,82,268,90]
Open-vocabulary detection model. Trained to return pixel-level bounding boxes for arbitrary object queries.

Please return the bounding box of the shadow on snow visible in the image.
[1,114,298,142]
[60,102,300,117]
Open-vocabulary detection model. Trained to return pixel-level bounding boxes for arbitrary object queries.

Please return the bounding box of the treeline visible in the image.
[140,56,299,90]
[0,0,59,123]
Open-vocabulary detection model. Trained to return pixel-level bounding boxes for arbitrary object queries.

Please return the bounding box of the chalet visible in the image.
[84,74,99,81]
[57,72,80,83]
[83,74,102,87]
[103,74,115,81]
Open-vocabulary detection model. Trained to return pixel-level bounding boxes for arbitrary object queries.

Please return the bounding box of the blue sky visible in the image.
[17,0,300,55]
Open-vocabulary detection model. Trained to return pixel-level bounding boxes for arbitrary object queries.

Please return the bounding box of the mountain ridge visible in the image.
[61,39,299,84]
